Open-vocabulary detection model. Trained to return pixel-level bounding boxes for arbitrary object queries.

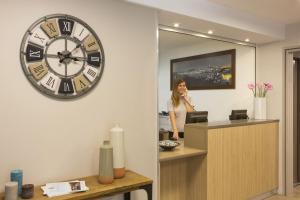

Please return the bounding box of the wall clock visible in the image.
[20,14,105,99]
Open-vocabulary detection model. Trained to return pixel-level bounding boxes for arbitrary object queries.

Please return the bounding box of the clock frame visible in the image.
[20,14,105,99]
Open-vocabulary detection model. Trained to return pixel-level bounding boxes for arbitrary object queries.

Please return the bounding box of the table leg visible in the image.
[140,184,152,200]
[124,192,130,200]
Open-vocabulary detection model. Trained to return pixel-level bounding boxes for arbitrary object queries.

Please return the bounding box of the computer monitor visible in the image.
[185,111,208,124]
[229,110,248,120]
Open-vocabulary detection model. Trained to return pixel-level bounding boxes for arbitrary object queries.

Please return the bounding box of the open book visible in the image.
[41,180,89,197]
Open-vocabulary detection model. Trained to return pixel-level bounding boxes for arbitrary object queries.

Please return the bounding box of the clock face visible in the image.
[20,14,105,99]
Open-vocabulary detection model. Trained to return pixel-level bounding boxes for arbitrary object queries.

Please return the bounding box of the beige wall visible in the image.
[0,0,158,199]
[257,21,300,194]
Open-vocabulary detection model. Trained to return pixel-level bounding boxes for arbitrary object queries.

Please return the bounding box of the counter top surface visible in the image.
[185,119,279,129]
[159,140,207,162]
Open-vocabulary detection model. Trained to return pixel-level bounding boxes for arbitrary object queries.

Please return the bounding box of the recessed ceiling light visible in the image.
[245,38,250,42]
[173,23,180,28]
[208,30,213,34]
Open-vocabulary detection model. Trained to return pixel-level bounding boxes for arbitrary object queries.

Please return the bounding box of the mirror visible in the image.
[158,29,256,137]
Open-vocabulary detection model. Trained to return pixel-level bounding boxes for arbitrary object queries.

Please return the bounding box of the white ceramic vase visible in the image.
[254,97,267,119]
[110,124,125,178]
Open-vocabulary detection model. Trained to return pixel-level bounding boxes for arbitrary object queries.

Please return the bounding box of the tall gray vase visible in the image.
[98,140,114,184]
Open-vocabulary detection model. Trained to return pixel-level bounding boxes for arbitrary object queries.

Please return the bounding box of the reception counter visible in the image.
[159,119,279,200]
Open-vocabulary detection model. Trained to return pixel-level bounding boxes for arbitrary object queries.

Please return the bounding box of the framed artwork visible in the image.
[170,49,236,90]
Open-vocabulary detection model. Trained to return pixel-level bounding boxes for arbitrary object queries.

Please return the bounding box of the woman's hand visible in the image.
[181,89,190,103]
[172,131,179,140]
[181,89,195,112]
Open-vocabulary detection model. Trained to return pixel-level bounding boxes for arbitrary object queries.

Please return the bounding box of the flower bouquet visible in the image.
[248,83,273,97]
[248,82,273,119]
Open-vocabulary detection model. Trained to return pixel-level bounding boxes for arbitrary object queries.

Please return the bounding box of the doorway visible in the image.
[294,56,300,186]
[285,49,300,195]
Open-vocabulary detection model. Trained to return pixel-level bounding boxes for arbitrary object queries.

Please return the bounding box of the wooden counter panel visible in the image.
[161,120,279,200]
[160,156,204,200]
[207,123,278,199]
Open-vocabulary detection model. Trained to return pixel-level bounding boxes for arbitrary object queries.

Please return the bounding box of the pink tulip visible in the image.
[265,83,273,90]
[248,82,273,97]
[248,83,255,90]
[256,83,262,89]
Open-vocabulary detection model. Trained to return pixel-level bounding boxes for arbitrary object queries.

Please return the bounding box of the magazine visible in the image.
[41,180,89,197]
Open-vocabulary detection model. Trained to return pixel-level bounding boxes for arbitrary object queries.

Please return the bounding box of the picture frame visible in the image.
[170,49,236,90]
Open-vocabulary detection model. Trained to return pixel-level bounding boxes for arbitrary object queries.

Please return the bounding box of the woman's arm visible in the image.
[169,111,179,140]
[183,96,195,112]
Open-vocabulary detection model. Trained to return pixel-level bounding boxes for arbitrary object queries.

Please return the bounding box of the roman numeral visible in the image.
[79,80,86,88]
[73,23,89,41]
[63,21,71,32]
[79,28,84,36]
[33,64,45,76]
[88,41,96,48]
[91,57,99,62]
[41,73,59,92]
[74,74,89,92]
[87,69,96,78]
[34,33,46,44]
[58,78,74,94]
[64,82,70,91]
[26,44,44,62]
[83,35,99,52]
[58,19,74,35]
[41,20,59,38]
[47,23,56,34]
[29,50,41,58]
[87,52,101,67]
[83,66,98,82]
[28,62,48,80]
[46,76,55,88]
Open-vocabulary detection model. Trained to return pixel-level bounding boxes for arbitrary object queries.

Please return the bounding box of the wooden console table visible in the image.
[0,170,152,200]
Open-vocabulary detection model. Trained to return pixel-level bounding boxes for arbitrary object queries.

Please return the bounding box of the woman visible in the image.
[168,79,195,140]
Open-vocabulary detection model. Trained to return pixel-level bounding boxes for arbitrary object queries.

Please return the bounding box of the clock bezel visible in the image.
[20,14,105,100]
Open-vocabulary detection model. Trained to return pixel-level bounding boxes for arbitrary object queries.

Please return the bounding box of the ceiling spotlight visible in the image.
[173,23,180,28]
[208,30,213,34]
[245,38,250,42]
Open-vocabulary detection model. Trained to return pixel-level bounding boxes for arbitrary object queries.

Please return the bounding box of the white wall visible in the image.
[256,21,300,194]
[159,37,255,122]
[0,1,158,199]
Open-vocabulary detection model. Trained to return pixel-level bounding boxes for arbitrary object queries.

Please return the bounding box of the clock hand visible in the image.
[58,52,66,63]
[65,36,68,51]
[45,54,60,58]
[65,63,67,77]
[69,56,86,61]
[70,43,82,54]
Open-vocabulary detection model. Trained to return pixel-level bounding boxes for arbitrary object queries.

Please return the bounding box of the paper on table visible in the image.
[41,180,89,197]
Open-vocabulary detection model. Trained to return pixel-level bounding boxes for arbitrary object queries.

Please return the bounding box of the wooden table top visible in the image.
[159,140,207,162]
[0,171,152,200]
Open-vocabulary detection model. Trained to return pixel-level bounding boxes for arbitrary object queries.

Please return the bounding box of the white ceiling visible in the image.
[127,0,300,44]
[209,0,300,24]
[158,11,276,44]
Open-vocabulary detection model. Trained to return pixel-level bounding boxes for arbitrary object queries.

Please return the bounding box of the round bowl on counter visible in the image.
[159,140,180,151]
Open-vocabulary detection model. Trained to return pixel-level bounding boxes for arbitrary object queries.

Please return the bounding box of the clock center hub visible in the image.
[60,50,72,64]
[45,37,85,77]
